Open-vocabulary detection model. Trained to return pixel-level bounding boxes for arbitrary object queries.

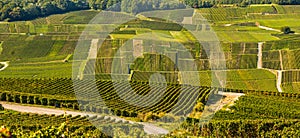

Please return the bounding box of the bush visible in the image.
[281,26,294,34]
[96,107,102,114]
[41,98,48,105]
[73,103,79,110]
[28,96,34,104]
[0,104,4,110]
[48,99,57,106]
[13,95,20,103]
[21,96,28,104]
[0,93,7,101]
[34,97,41,105]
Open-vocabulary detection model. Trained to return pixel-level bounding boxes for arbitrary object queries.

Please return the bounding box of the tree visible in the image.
[0,104,4,110]
[281,26,294,34]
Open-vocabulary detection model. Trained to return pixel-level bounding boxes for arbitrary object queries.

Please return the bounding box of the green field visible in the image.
[0,4,300,137]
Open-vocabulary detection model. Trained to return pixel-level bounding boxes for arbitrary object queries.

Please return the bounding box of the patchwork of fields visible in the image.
[0,4,300,137]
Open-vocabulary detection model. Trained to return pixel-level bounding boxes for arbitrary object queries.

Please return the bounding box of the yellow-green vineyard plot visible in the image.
[0,62,73,78]
[0,110,145,137]
[201,69,277,91]
[0,77,214,117]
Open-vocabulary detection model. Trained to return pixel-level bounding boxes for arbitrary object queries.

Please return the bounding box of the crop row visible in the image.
[282,82,300,92]
[214,94,300,120]
[282,70,300,83]
[132,71,179,83]
[180,119,300,137]
[1,110,145,137]
[196,8,246,22]
[0,77,216,117]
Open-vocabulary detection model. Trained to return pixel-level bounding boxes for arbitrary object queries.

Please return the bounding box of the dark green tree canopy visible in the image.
[1,0,300,21]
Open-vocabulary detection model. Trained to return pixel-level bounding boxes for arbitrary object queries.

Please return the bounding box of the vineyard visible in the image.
[179,119,300,137]
[0,78,215,117]
[0,3,299,137]
[0,109,145,137]
[172,92,300,137]
[214,94,300,120]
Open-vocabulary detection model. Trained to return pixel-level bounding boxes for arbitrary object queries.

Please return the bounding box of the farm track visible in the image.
[22,60,66,65]
[0,102,169,135]
[276,70,284,92]
[257,42,263,69]
[258,25,281,32]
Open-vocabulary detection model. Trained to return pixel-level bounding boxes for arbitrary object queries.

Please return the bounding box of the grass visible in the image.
[0,7,296,90]
[0,41,3,55]
[48,41,66,57]
[0,62,73,78]
[282,82,300,93]
[198,69,277,91]
[257,18,300,32]
[63,10,101,24]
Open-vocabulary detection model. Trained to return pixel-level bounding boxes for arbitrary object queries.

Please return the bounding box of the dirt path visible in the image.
[0,102,169,135]
[0,61,9,71]
[88,39,99,59]
[257,42,263,69]
[279,50,284,70]
[200,92,244,121]
[77,39,99,79]
[258,25,281,32]
[22,60,65,65]
[276,70,283,92]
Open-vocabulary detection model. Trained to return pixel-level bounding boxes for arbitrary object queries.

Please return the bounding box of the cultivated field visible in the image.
[0,4,300,137]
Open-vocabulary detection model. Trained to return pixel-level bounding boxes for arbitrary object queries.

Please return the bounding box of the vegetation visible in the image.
[178,119,300,137]
[0,109,145,137]
[281,26,294,34]
[2,0,300,22]
[171,92,300,137]
[0,0,89,21]
[0,1,300,137]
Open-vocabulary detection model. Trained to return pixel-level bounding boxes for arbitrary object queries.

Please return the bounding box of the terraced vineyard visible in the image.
[174,92,300,137]
[0,3,300,137]
[214,94,300,120]
[0,78,215,116]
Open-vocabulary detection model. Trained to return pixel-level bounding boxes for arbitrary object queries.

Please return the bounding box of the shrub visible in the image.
[41,98,48,105]
[34,97,41,105]
[0,104,4,110]
[0,93,7,101]
[21,95,28,104]
[281,26,294,34]
[13,95,20,103]
[48,99,57,106]
[28,96,34,104]
[96,107,102,114]
[73,103,79,110]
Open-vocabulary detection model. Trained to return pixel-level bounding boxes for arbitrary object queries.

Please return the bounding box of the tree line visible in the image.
[0,0,89,21]
[1,0,300,21]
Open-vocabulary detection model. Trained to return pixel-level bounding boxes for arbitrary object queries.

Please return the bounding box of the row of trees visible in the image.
[0,0,89,21]
[2,0,300,21]
[207,0,300,5]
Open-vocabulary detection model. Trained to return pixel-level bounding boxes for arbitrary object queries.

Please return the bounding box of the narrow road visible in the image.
[0,61,9,71]
[0,102,169,135]
[257,42,263,69]
[258,25,281,32]
[88,39,99,59]
[279,50,284,70]
[77,39,99,79]
[276,70,284,92]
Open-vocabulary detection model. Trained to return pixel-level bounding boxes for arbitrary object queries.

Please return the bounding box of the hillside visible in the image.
[0,3,300,137]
